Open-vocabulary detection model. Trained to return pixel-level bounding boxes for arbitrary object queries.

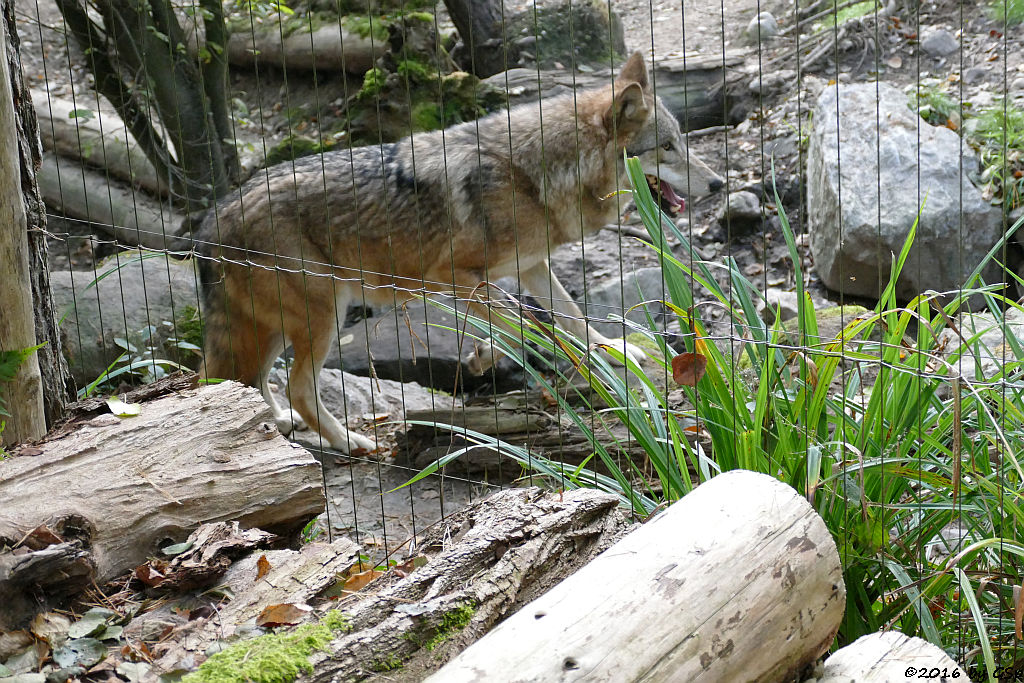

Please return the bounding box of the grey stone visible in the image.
[936,308,1024,384]
[1011,76,1024,93]
[806,83,1003,302]
[49,255,200,387]
[717,190,763,230]
[759,289,800,323]
[582,267,673,338]
[964,66,988,85]
[920,27,958,58]
[744,11,779,44]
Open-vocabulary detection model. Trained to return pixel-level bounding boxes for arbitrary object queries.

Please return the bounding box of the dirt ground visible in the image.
[14,0,1024,550]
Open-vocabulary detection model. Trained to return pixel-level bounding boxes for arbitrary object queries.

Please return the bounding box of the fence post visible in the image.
[0,8,46,446]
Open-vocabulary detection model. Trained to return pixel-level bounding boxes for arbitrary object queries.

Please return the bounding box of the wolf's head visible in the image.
[606,52,724,213]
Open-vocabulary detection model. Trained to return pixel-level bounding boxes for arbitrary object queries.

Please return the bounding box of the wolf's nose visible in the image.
[708,177,724,193]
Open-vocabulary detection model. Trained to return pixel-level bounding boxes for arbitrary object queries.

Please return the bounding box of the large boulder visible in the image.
[807,83,1004,302]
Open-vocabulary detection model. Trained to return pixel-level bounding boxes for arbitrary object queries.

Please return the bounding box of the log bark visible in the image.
[0,2,46,445]
[0,542,95,630]
[226,23,382,74]
[818,631,969,681]
[304,487,631,681]
[0,381,326,615]
[4,3,72,426]
[148,536,362,676]
[33,90,168,198]
[487,54,747,131]
[429,470,845,682]
[443,0,508,78]
[38,151,189,253]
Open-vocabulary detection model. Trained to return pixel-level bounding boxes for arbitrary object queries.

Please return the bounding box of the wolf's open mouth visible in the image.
[645,174,685,215]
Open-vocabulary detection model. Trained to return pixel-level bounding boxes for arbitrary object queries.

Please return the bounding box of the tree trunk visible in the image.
[0,0,48,445]
[430,471,845,682]
[0,380,326,609]
[442,0,510,78]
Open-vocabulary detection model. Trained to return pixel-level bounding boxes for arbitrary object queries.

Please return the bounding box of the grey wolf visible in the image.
[196,51,723,454]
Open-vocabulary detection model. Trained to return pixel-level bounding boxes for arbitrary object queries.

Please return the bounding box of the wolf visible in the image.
[196,51,724,454]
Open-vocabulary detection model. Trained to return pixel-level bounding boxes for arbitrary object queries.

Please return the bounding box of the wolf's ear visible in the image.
[605,81,649,136]
[616,51,649,91]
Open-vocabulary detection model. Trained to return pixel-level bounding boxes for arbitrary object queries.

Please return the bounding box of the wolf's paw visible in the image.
[331,430,376,455]
[275,409,306,436]
[598,338,648,368]
[465,340,499,376]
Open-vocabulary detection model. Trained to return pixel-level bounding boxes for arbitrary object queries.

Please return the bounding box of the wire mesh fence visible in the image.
[6,0,1024,677]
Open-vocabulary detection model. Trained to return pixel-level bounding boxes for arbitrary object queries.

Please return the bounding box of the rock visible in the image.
[919,27,958,58]
[964,66,988,85]
[806,83,1003,302]
[936,307,1024,385]
[1011,76,1024,93]
[759,289,800,323]
[749,69,796,95]
[49,255,201,388]
[744,11,779,44]
[582,267,673,338]
[325,296,518,392]
[717,191,763,231]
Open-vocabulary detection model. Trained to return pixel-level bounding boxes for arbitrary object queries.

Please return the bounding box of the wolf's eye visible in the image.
[661,142,673,151]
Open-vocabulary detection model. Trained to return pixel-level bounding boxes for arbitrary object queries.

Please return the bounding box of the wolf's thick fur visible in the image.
[197,52,722,453]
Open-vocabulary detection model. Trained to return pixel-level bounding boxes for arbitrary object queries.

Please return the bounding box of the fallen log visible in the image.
[32,90,167,198]
[0,381,325,628]
[487,53,748,131]
[225,22,382,74]
[38,152,188,253]
[303,487,631,681]
[818,631,969,681]
[429,470,845,682]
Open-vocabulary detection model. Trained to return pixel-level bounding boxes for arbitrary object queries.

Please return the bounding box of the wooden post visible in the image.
[427,470,846,681]
[0,11,46,446]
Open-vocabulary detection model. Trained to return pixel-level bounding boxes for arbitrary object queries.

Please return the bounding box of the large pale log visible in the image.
[303,488,631,681]
[819,631,969,681]
[0,9,46,445]
[38,151,188,252]
[0,381,325,610]
[488,54,747,131]
[33,89,168,198]
[429,470,845,682]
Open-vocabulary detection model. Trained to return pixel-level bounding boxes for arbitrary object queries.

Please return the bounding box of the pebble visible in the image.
[963,66,988,85]
[744,12,779,45]
[920,27,958,58]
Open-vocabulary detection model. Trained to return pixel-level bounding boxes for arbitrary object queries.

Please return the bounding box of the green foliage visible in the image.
[341,14,387,41]
[409,155,1024,676]
[358,66,388,100]
[264,134,336,165]
[183,611,349,683]
[972,101,1024,210]
[987,0,1024,25]
[909,86,962,129]
[0,344,45,418]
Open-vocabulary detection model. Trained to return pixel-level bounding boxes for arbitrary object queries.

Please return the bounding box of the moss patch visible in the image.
[424,604,475,651]
[182,611,349,683]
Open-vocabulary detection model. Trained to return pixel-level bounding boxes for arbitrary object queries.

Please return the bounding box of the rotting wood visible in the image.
[145,536,362,677]
[818,631,969,682]
[429,470,845,682]
[300,488,631,682]
[0,381,325,610]
[0,541,94,631]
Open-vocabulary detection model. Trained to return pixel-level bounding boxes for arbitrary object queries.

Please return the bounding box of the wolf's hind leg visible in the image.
[285,301,375,455]
[258,354,306,436]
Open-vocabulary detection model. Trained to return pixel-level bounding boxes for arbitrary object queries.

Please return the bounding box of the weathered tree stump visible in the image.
[429,470,845,681]
[0,381,325,628]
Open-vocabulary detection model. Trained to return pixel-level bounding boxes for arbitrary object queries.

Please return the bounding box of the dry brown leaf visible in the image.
[256,602,313,628]
[134,563,167,588]
[256,554,271,581]
[672,352,708,387]
[343,567,384,594]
